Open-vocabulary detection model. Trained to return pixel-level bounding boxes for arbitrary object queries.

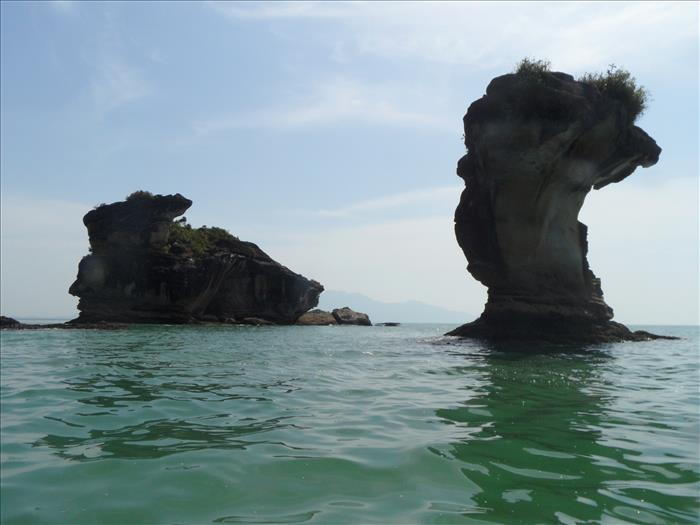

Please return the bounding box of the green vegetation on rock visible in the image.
[168,221,239,257]
[579,64,648,122]
[514,57,551,78]
[125,190,155,201]
[513,59,649,123]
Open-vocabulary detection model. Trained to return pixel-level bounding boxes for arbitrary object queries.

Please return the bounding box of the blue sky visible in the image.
[1,1,697,324]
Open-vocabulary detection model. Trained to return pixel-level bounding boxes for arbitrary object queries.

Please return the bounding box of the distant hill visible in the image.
[318,290,473,324]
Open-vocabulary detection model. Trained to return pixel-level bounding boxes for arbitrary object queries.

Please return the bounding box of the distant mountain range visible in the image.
[317,290,473,324]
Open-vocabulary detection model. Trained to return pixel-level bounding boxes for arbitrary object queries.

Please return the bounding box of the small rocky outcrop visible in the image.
[332,307,372,326]
[1,316,21,328]
[296,309,338,325]
[0,315,126,330]
[448,65,672,342]
[69,192,323,324]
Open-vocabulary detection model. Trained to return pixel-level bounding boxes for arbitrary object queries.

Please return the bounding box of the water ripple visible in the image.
[1,324,698,524]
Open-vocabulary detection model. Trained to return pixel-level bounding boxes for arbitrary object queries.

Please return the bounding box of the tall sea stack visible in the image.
[69,193,322,324]
[448,65,667,342]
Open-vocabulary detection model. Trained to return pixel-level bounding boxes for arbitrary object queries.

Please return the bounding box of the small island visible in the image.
[448,61,674,343]
[1,192,374,329]
[68,191,324,325]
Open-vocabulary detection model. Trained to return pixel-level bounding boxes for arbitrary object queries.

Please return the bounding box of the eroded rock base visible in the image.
[446,315,677,344]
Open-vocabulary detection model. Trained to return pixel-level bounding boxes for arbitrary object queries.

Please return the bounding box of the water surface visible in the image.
[1,324,698,524]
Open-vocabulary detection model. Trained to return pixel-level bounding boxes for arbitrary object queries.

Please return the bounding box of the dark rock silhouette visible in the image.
[448,69,672,342]
[296,307,373,326]
[69,193,322,324]
[296,309,338,325]
[332,307,372,326]
[1,315,21,328]
[0,315,126,330]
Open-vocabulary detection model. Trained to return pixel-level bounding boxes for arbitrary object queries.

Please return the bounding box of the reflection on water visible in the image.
[2,325,698,524]
[31,330,307,462]
[35,415,304,461]
[436,341,699,524]
[213,511,319,523]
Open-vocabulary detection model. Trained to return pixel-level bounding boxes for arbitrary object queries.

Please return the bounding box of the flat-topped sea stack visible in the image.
[69,192,323,324]
[448,63,672,343]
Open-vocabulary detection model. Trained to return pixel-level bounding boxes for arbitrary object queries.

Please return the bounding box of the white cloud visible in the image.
[193,77,452,134]
[389,2,695,72]
[200,1,697,148]
[146,49,164,64]
[90,59,152,113]
[47,1,76,13]
[209,1,697,73]
[202,2,697,142]
[312,185,461,218]
[207,1,357,19]
[42,3,154,113]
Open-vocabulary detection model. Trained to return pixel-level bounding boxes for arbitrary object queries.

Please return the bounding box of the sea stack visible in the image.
[448,64,668,342]
[69,192,323,324]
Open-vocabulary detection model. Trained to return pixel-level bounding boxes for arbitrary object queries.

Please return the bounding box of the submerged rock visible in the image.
[332,307,372,326]
[296,309,338,325]
[69,193,323,324]
[448,68,672,342]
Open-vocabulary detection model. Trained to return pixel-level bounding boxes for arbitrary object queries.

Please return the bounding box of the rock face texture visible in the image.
[69,194,323,324]
[296,307,372,326]
[296,309,338,325]
[448,70,669,342]
[332,307,372,326]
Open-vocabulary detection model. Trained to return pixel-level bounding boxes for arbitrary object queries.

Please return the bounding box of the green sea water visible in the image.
[1,324,698,524]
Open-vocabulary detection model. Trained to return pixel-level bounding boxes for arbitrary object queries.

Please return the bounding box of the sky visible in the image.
[0,1,698,324]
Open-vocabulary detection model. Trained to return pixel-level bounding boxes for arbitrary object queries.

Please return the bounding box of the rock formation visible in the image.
[69,193,323,324]
[0,315,21,328]
[296,309,338,325]
[0,315,125,330]
[332,307,372,326]
[296,307,373,326]
[448,67,671,342]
